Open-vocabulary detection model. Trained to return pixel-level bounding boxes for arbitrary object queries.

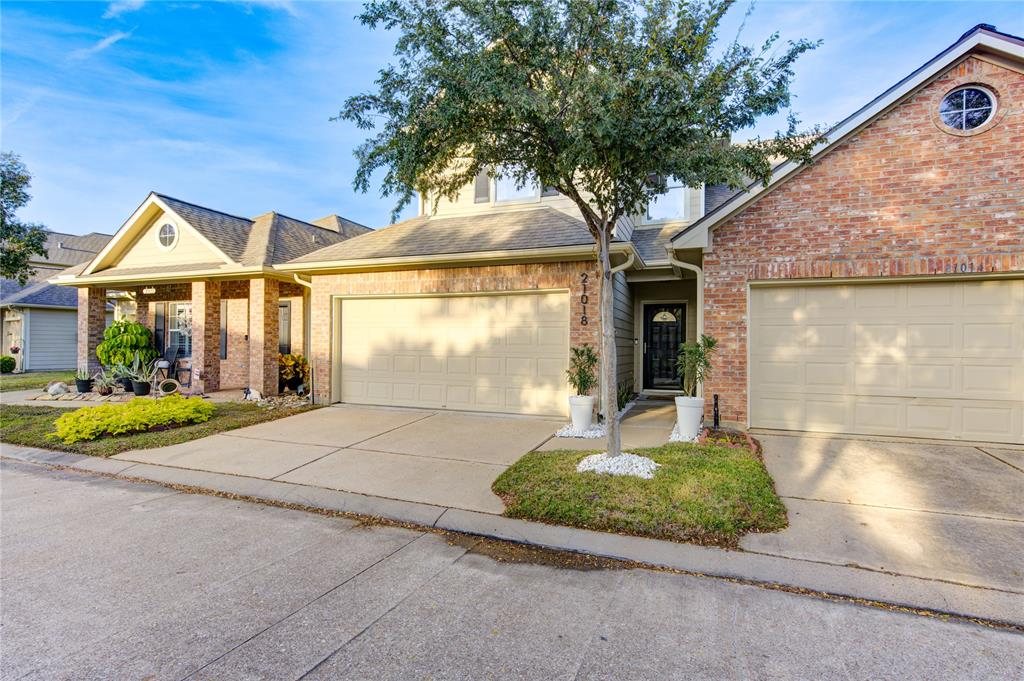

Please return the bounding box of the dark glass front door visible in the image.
[643,304,684,390]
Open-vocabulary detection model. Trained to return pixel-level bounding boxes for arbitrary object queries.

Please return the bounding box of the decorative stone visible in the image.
[46,382,70,396]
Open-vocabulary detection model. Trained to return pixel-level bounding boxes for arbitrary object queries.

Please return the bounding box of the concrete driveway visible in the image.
[114,405,561,513]
[742,432,1024,593]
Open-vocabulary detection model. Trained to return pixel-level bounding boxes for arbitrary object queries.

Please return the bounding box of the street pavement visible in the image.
[1,458,1021,681]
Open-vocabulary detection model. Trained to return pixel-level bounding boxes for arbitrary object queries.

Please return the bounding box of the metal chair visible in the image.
[154,346,179,381]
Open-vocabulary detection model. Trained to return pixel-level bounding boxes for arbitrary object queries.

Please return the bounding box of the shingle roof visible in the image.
[629,225,677,264]
[37,232,112,267]
[310,215,373,240]
[289,207,606,264]
[1,278,79,308]
[151,194,356,267]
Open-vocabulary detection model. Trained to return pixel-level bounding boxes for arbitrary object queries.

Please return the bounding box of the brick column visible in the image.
[77,287,106,373]
[249,278,279,396]
[191,280,221,393]
[134,287,151,329]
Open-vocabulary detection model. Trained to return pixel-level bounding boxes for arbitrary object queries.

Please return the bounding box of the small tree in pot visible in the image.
[675,335,718,440]
[566,345,599,432]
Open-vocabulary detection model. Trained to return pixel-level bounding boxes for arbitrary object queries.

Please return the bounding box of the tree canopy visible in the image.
[1,152,49,285]
[341,0,824,233]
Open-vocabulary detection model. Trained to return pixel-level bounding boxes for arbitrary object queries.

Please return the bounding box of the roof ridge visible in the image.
[275,211,355,235]
[154,192,254,224]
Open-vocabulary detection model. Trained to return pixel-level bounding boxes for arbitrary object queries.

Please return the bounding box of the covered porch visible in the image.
[75,276,309,396]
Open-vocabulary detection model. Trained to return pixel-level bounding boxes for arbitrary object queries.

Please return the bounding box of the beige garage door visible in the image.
[749,279,1024,444]
[338,292,569,416]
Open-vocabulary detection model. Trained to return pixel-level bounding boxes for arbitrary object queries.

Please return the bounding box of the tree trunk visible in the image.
[597,225,622,457]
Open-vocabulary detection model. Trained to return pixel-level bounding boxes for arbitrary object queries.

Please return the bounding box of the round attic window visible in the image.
[939,86,994,131]
[157,222,178,250]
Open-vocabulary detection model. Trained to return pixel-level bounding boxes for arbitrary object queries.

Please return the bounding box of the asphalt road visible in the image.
[1,458,1021,681]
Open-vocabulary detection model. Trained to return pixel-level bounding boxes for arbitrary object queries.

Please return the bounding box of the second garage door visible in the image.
[749,278,1024,444]
[338,291,569,416]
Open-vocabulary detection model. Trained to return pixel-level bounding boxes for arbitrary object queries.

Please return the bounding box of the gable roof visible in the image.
[309,215,373,240]
[68,193,365,281]
[285,207,614,267]
[670,24,1024,249]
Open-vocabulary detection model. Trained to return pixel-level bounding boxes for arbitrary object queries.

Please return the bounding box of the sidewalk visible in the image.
[2,443,1021,628]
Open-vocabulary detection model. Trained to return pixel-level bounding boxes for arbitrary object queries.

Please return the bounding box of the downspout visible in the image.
[609,249,635,275]
[666,248,703,337]
[291,274,315,400]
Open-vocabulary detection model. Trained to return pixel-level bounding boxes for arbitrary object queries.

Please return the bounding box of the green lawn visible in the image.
[0,401,317,458]
[492,442,787,548]
[0,371,75,392]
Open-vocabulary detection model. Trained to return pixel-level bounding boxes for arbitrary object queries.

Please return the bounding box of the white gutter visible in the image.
[292,273,313,290]
[667,248,703,337]
[609,250,635,275]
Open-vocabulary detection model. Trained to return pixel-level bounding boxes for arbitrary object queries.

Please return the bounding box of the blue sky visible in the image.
[2,1,1022,236]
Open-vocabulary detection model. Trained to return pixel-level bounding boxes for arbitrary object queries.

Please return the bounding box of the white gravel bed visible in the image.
[576,452,661,479]
[554,423,606,439]
[669,424,699,443]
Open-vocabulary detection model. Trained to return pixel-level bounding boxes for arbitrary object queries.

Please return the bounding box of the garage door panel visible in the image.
[750,279,1024,444]
[339,292,569,416]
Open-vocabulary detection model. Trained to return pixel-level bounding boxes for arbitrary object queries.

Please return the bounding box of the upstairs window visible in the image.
[646,177,689,223]
[494,173,539,202]
[157,222,178,249]
[940,86,994,131]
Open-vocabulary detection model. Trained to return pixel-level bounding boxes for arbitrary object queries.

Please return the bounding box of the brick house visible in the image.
[57,25,1023,444]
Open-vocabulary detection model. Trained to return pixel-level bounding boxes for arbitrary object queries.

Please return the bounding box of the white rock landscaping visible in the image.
[554,423,606,439]
[669,423,699,443]
[576,452,661,479]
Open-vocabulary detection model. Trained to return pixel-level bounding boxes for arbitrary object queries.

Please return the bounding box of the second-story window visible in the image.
[646,177,689,223]
[494,174,538,202]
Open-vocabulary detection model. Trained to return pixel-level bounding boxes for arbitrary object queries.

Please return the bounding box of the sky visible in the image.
[2,1,1022,236]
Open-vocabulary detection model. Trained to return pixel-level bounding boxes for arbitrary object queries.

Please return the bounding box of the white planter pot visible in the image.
[674,396,705,441]
[568,395,596,432]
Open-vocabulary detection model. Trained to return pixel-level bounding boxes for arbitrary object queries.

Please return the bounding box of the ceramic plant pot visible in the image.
[674,396,705,441]
[568,395,596,432]
[75,378,93,394]
[131,380,152,397]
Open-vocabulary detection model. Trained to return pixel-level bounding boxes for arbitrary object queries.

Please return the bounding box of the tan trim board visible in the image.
[748,272,1024,288]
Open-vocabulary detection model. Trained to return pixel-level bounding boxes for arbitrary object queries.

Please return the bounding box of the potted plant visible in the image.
[111,363,133,391]
[278,353,310,393]
[74,367,94,394]
[674,334,718,441]
[94,370,116,396]
[566,344,599,432]
[128,355,159,397]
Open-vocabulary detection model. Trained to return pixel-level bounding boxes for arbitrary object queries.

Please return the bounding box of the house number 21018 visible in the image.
[579,272,589,326]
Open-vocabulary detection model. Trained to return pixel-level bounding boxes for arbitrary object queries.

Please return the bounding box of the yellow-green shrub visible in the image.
[51,395,216,444]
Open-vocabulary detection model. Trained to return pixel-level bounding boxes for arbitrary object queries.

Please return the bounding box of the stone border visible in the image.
[2,444,1021,628]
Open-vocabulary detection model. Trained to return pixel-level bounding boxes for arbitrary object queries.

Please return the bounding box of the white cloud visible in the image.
[70,30,133,60]
[102,0,146,20]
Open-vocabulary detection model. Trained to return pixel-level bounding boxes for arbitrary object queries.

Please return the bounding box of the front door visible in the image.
[643,304,684,390]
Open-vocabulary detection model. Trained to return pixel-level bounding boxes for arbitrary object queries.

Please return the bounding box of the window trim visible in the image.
[278,300,292,355]
[156,222,179,251]
[642,178,691,225]
[167,301,193,358]
[939,85,996,132]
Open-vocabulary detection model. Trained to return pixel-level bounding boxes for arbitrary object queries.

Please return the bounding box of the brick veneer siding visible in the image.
[249,278,280,396]
[190,281,221,393]
[77,287,107,373]
[309,261,601,404]
[703,55,1024,426]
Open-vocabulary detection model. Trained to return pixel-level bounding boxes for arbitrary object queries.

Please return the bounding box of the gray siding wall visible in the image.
[612,271,635,386]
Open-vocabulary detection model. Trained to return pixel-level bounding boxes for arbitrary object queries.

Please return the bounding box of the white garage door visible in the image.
[749,279,1024,444]
[338,291,569,416]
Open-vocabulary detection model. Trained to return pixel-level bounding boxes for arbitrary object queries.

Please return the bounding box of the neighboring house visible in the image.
[1,231,113,370]
[57,25,1023,445]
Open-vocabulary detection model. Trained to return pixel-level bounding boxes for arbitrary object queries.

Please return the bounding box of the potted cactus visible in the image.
[566,344,599,432]
[74,367,94,394]
[674,334,718,441]
[128,355,159,397]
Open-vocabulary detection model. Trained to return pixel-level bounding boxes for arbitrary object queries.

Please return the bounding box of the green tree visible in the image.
[341,0,823,457]
[1,152,49,285]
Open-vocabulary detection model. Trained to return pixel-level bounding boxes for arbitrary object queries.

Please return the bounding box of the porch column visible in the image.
[77,287,106,374]
[134,287,151,329]
[249,278,279,396]
[191,280,221,393]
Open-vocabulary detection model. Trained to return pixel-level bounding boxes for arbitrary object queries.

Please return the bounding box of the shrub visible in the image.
[566,344,598,396]
[0,355,15,373]
[51,394,215,444]
[96,320,158,367]
[278,353,310,384]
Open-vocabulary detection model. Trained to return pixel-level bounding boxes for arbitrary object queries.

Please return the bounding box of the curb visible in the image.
[3,444,1022,628]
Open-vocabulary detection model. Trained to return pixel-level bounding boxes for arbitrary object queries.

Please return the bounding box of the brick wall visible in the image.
[309,261,601,403]
[704,55,1024,425]
[76,287,107,373]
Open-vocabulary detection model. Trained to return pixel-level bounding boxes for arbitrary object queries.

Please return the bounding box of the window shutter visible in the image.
[219,300,228,359]
[474,168,490,203]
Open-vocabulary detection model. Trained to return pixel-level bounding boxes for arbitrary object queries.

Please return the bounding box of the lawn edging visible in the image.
[2,443,1021,629]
